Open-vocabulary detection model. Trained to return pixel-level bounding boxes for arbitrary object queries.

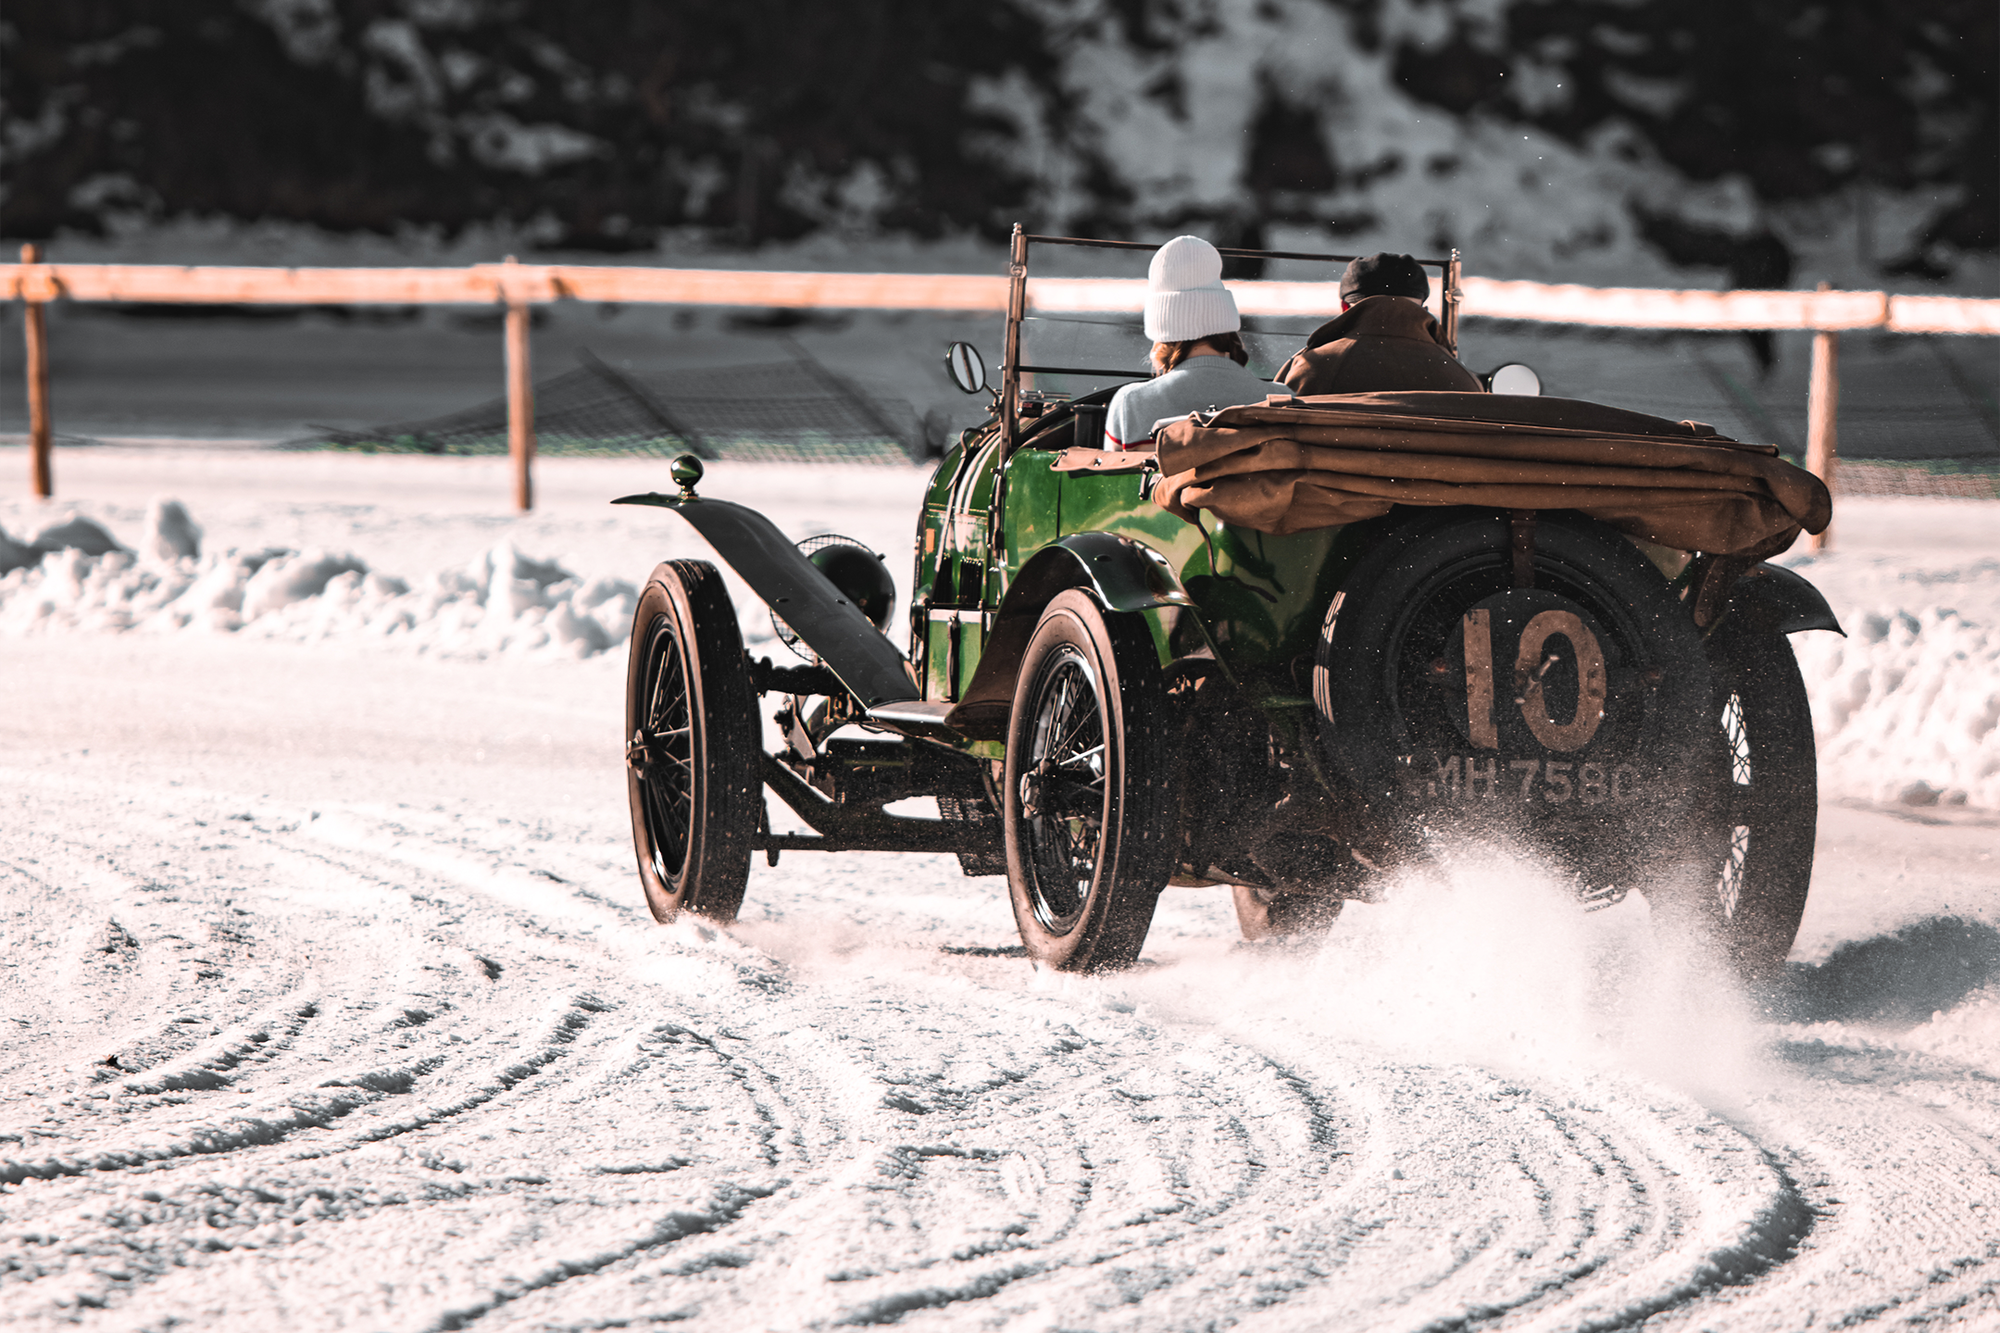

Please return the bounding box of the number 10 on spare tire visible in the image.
[1462,607,1607,753]
[1440,606,1630,804]
[1003,591,1178,972]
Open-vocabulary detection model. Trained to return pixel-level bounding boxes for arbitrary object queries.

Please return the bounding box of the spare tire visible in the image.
[1312,508,1712,893]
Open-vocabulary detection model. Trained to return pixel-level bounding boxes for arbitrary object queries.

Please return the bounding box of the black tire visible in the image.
[625,560,762,923]
[1003,590,1176,971]
[1668,625,1818,978]
[1313,509,1713,887]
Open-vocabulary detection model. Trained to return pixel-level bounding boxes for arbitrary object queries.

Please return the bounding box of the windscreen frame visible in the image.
[999,227,1462,451]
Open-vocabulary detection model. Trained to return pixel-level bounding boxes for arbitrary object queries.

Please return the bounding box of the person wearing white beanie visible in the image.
[1104,235,1292,449]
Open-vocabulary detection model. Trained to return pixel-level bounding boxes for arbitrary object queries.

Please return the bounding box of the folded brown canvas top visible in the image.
[1151,391,1831,556]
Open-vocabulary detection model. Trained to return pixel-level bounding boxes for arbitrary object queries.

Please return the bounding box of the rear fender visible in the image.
[612,491,920,707]
[945,532,1205,739]
[1725,562,1844,637]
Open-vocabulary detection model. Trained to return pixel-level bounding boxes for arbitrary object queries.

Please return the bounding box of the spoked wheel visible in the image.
[1003,590,1176,972]
[625,560,762,923]
[1669,624,1818,978]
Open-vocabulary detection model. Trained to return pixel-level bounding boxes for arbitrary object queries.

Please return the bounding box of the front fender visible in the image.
[1726,562,1844,637]
[612,490,920,707]
[944,533,1201,739]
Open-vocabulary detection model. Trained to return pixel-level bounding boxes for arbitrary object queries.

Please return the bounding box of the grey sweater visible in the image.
[1104,355,1292,449]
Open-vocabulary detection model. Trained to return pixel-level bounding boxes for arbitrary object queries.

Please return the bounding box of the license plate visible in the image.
[1425,754,1642,805]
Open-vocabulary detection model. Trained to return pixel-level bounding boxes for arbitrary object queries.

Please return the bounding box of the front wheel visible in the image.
[1003,591,1176,972]
[625,560,762,924]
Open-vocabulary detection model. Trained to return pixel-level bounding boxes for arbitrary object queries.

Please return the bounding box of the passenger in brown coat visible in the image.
[1277,252,1483,395]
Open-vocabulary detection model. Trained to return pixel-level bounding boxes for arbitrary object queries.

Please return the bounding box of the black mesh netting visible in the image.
[286,327,1997,497]
[287,346,925,464]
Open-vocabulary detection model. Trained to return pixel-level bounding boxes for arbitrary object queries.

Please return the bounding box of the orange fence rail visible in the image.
[6,259,1996,330]
[7,251,1998,517]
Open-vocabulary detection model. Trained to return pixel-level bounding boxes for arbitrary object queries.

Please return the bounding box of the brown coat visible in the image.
[1277,297,1484,395]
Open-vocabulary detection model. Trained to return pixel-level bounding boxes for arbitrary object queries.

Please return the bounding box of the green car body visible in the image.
[618,228,1838,975]
[910,414,1372,746]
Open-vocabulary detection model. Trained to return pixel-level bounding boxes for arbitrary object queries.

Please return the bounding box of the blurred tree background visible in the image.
[1,0,1065,248]
[1,0,1991,283]
[1391,0,1996,280]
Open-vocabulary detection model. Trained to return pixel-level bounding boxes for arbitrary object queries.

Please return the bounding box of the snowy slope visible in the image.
[2,449,1998,1329]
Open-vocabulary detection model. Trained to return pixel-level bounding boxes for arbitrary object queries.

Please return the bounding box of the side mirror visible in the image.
[1486,363,1542,396]
[944,341,988,395]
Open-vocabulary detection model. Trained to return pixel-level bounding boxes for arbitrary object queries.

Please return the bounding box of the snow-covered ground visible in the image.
[3,446,1998,1330]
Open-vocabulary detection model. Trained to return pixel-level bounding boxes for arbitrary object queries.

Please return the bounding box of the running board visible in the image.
[757,753,995,856]
[862,699,961,741]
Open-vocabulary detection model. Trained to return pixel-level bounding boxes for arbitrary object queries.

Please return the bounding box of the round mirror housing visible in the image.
[1487,363,1542,396]
[944,341,988,395]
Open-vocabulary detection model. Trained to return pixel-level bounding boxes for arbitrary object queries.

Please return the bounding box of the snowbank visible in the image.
[0,499,638,660]
[5,495,1998,807]
[1794,598,2000,808]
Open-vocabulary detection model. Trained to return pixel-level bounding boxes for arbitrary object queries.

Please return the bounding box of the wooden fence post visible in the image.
[1805,281,1839,552]
[21,243,52,499]
[503,255,534,512]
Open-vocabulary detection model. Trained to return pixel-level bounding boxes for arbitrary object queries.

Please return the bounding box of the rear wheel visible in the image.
[625,560,762,923]
[1003,591,1176,971]
[1671,625,1817,977]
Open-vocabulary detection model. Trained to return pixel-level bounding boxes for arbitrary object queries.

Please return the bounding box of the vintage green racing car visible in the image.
[613,229,1838,977]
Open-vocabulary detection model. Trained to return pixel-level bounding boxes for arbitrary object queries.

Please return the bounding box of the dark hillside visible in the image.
[1,0,1062,247]
[1,0,1991,282]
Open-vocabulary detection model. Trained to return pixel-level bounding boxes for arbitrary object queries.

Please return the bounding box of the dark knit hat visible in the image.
[1340,252,1429,303]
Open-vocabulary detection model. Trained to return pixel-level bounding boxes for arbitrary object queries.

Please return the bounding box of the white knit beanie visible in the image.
[1144,235,1240,344]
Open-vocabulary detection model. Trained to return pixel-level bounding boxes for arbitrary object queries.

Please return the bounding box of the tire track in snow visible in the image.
[5,772,1996,1331]
[284,803,1843,1330]
[28,803,839,1325]
[1,788,788,1320]
[427,968,1318,1329]
[3,1032,794,1331]
[1166,1060,1735,1333]
[29,801,1738,1330]
[0,1088,388,1187]
[306,995,610,1151]
[110,995,322,1093]
[1627,1042,2000,1331]
[0,994,604,1190]
[415,1180,782,1333]
[1,944,788,1320]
